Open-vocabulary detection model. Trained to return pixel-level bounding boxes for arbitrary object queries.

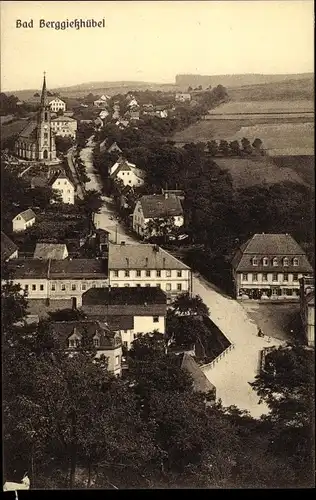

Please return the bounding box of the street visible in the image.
[79,136,283,418]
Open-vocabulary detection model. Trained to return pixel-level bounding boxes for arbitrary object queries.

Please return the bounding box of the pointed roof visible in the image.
[1,232,18,261]
[40,72,48,107]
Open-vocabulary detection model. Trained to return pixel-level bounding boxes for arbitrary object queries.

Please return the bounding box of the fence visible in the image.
[200,342,235,372]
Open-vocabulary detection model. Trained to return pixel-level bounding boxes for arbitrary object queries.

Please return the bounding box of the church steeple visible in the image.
[40,71,47,108]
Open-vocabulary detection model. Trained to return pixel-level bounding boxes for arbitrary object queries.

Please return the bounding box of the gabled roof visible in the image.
[176,353,216,394]
[108,243,189,270]
[48,320,121,349]
[48,171,74,188]
[33,243,68,260]
[108,141,122,152]
[13,209,36,222]
[49,97,65,104]
[82,286,167,306]
[1,232,18,261]
[18,121,38,139]
[110,158,144,180]
[232,233,313,272]
[138,194,183,218]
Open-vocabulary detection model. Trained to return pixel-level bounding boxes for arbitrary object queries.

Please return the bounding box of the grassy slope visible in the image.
[228,77,314,101]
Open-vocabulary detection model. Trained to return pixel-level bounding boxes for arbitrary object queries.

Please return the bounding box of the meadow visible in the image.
[208,99,314,115]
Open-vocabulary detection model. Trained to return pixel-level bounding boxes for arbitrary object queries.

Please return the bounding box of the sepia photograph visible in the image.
[1,0,314,490]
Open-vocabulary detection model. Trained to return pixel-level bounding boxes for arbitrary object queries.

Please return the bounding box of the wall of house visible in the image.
[134,314,165,334]
[307,304,315,347]
[52,179,75,204]
[13,217,35,232]
[132,205,184,237]
[50,100,66,112]
[51,120,77,139]
[116,169,143,188]
[95,346,122,376]
[236,271,304,298]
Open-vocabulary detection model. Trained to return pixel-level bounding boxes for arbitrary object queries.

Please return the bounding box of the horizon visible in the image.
[1,0,314,92]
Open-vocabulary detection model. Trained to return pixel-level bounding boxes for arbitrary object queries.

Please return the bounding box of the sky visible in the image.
[1,0,314,91]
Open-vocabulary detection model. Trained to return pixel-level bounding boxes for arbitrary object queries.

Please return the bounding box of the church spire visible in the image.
[40,71,47,107]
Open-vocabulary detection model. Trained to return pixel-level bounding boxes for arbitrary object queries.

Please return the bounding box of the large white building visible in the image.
[51,116,77,139]
[82,286,167,349]
[49,98,66,113]
[108,243,192,302]
[232,233,313,300]
[110,157,145,188]
[49,172,75,204]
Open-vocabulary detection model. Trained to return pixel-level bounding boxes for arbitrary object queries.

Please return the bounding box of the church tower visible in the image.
[37,72,56,161]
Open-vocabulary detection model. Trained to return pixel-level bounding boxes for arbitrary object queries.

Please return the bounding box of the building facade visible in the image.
[132,194,184,238]
[300,276,315,347]
[232,233,313,300]
[110,158,145,188]
[50,172,75,204]
[175,92,191,102]
[51,116,77,139]
[49,98,66,113]
[15,74,57,162]
[12,209,36,232]
[108,243,192,301]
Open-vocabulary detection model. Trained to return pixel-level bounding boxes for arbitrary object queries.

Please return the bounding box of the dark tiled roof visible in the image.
[108,243,189,270]
[82,286,167,305]
[139,194,183,218]
[31,176,48,188]
[103,315,134,330]
[176,353,216,394]
[18,121,37,139]
[13,209,36,223]
[232,233,313,273]
[1,232,18,261]
[33,243,68,260]
[48,320,121,349]
[8,259,49,278]
[83,303,166,317]
[8,258,108,279]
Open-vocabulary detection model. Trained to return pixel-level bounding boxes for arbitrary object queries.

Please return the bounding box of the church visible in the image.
[15,74,57,162]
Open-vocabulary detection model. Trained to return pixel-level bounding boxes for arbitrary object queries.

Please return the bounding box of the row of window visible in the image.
[116,283,183,291]
[113,269,183,278]
[242,273,299,282]
[251,257,300,267]
[25,282,107,292]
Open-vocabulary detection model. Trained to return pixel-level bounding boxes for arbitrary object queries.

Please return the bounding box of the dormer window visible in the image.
[283,257,289,267]
[68,335,81,348]
[272,258,278,267]
[293,258,299,266]
[262,257,269,266]
[93,336,100,347]
[252,257,258,266]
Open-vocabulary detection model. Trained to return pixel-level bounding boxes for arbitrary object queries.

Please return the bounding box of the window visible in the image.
[25,284,29,291]
[32,284,36,291]
[71,284,76,291]
[253,273,258,282]
[146,270,151,277]
[293,258,299,266]
[136,270,141,277]
[51,284,56,291]
[124,284,130,287]
[124,330,128,333]
[177,270,182,277]
[93,338,100,347]
[115,355,120,366]
[113,284,118,287]
[61,284,66,291]
[177,283,182,291]
[40,284,44,291]
[125,270,130,277]
[293,273,298,281]
[156,270,161,277]
[262,273,268,281]
[286,289,293,296]
[242,273,248,281]
[123,341,128,348]
[68,339,75,348]
[44,132,48,139]
[252,257,258,266]
[166,270,171,277]
[74,338,80,347]
[145,284,150,287]
[82,283,86,291]
[272,273,278,281]
[166,283,171,291]
[67,189,71,193]
[283,258,289,267]
[272,258,278,267]
[153,316,159,323]
[64,181,67,185]
[113,270,119,277]
[283,273,288,282]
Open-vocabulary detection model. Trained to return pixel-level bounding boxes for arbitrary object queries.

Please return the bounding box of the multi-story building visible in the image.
[132,193,184,238]
[51,116,77,139]
[6,258,109,308]
[231,233,313,300]
[82,286,167,349]
[49,98,66,113]
[109,157,145,188]
[48,320,122,375]
[108,243,192,302]
[300,276,315,347]
[49,172,75,204]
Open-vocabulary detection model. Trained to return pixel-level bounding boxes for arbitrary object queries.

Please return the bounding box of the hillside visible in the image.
[175,73,313,89]
[228,77,314,101]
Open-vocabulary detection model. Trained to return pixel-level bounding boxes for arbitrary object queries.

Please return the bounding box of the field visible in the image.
[228,77,314,101]
[208,100,314,115]
[271,155,315,185]
[213,157,307,190]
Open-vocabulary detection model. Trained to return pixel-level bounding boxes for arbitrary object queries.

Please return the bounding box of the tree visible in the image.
[219,139,230,156]
[252,137,263,154]
[206,140,219,156]
[241,137,252,155]
[230,140,241,156]
[171,293,209,317]
[55,135,73,154]
[187,86,193,92]
[78,189,103,229]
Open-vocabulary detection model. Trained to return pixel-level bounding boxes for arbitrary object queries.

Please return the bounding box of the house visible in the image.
[110,157,145,187]
[48,320,122,375]
[1,232,18,262]
[83,229,109,258]
[49,98,66,113]
[174,353,216,398]
[93,95,110,108]
[127,98,139,108]
[161,188,185,201]
[50,116,77,139]
[12,209,36,232]
[6,257,109,308]
[113,110,120,120]
[125,109,140,121]
[49,171,75,204]
[33,243,68,260]
[231,233,313,300]
[175,92,191,102]
[94,117,103,129]
[132,193,184,238]
[115,119,129,129]
[99,109,109,120]
[82,286,167,349]
[108,243,192,301]
[107,141,122,154]
[300,276,315,347]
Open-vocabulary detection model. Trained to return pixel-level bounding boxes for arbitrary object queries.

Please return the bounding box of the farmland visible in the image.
[208,99,314,115]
